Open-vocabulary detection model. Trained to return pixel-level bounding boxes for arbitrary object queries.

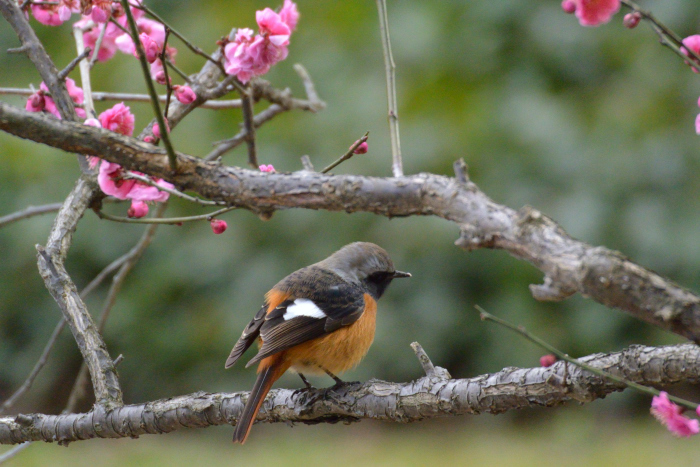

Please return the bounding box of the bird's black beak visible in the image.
[392,271,411,279]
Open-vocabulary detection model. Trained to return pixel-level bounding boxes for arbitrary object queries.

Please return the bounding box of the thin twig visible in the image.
[205,104,285,161]
[475,305,698,410]
[0,87,244,108]
[321,132,369,173]
[120,0,177,171]
[88,18,110,68]
[0,320,66,414]
[72,27,95,118]
[376,0,403,177]
[123,171,225,205]
[0,442,31,464]
[164,58,190,84]
[240,88,258,168]
[0,203,62,228]
[95,205,237,224]
[300,155,315,171]
[57,47,91,82]
[621,0,700,68]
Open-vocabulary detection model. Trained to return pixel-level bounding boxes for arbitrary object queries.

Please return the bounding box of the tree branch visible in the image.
[2,102,699,341]
[1,343,697,445]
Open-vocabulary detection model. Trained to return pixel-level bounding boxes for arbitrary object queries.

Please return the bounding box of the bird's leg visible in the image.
[320,366,344,386]
[298,372,313,389]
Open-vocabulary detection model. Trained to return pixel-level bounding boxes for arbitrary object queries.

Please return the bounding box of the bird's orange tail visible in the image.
[233,356,288,444]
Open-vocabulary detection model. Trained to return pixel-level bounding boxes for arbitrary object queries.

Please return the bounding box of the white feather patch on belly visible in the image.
[284,298,326,320]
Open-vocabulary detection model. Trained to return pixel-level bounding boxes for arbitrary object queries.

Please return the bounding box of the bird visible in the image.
[225,242,410,444]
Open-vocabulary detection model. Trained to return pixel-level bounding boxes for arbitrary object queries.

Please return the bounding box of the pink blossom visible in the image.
[650,392,700,438]
[25,91,45,112]
[34,78,86,119]
[152,120,169,139]
[97,161,173,203]
[561,0,576,14]
[256,8,291,45]
[127,200,149,218]
[98,103,135,136]
[144,135,156,143]
[259,164,276,173]
[127,179,173,202]
[567,0,620,27]
[98,162,137,199]
[223,3,297,84]
[116,18,166,56]
[173,85,196,104]
[279,0,299,31]
[30,0,79,26]
[75,18,122,62]
[539,354,557,367]
[210,219,228,234]
[89,0,112,23]
[681,36,700,73]
[154,70,169,85]
[352,140,368,154]
[140,33,161,63]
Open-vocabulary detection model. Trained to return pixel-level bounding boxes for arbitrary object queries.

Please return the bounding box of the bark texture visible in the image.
[1,343,697,445]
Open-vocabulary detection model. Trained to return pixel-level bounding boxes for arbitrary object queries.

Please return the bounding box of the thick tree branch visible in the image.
[0,343,697,445]
[1,101,700,341]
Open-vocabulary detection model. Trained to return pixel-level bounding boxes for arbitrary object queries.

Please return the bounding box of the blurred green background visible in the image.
[2,0,700,464]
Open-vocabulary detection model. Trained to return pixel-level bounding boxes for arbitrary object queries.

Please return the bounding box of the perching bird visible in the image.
[225,242,410,443]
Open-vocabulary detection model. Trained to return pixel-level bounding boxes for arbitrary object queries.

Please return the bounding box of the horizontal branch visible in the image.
[1,343,697,445]
[2,101,700,342]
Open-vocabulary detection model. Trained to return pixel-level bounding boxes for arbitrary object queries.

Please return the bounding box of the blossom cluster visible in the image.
[223,0,299,83]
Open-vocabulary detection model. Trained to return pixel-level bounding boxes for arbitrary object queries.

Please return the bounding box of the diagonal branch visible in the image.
[0,343,697,445]
[2,102,700,342]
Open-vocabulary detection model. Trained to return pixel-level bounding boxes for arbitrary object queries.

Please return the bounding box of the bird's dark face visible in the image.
[320,242,410,299]
[363,269,411,299]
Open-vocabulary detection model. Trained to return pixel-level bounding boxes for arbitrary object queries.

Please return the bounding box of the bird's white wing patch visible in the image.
[284,298,326,320]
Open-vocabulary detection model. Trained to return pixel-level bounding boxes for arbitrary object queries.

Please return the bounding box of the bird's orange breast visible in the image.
[284,293,377,375]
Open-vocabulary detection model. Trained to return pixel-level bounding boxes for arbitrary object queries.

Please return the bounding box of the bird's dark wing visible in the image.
[244,274,366,368]
[225,304,267,369]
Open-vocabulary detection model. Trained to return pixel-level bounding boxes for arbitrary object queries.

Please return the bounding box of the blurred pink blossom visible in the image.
[650,392,700,438]
[565,0,620,27]
[98,103,135,136]
[97,161,174,204]
[259,164,276,173]
[561,0,576,14]
[681,35,700,73]
[279,0,299,31]
[25,91,45,112]
[30,0,79,26]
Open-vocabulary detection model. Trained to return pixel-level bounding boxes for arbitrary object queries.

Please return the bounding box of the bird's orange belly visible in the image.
[285,294,377,375]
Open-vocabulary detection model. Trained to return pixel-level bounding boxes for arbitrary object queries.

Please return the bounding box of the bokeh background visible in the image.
[2,0,700,464]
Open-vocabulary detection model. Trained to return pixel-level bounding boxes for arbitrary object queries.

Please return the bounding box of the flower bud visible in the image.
[623,12,641,29]
[210,219,228,234]
[561,0,576,14]
[539,354,557,367]
[127,200,149,218]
